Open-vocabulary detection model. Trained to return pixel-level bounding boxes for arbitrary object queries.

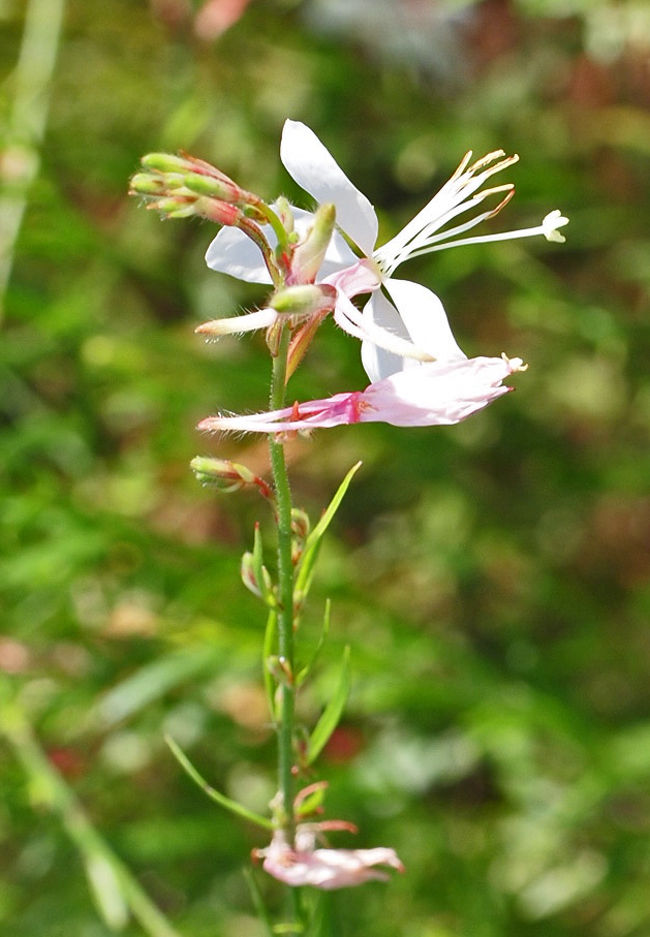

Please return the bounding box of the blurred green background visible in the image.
[2,0,650,935]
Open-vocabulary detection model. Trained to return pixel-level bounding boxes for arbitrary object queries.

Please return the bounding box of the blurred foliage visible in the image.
[2,0,650,935]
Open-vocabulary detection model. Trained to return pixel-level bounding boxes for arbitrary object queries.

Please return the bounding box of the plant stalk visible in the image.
[268,325,297,844]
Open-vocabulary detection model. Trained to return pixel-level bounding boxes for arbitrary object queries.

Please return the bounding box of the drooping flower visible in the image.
[255,826,404,890]
[206,120,568,379]
[198,354,525,435]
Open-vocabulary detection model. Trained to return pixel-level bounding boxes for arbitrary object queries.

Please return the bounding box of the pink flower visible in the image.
[198,354,526,435]
[255,827,404,890]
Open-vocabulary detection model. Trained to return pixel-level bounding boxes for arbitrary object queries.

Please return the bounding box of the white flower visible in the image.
[206,120,568,381]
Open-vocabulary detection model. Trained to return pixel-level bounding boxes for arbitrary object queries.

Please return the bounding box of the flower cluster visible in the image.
[132,122,567,895]
[197,120,567,433]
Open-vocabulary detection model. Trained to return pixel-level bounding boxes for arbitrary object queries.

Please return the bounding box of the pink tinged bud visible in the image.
[257,830,404,890]
[241,552,275,604]
[190,456,273,500]
[288,203,336,284]
[195,307,278,337]
[195,198,246,226]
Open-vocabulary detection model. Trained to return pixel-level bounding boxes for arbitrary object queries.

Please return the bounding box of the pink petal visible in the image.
[260,834,404,890]
[360,355,523,426]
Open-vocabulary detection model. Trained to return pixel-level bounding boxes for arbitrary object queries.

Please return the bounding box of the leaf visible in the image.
[294,462,362,610]
[98,646,222,727]
[296,599,331,687]
[306,646,351,767]
[263,608,278,719]
[165,735,273,830]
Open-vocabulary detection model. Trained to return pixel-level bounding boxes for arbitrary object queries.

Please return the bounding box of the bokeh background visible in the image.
[2,0,650,935]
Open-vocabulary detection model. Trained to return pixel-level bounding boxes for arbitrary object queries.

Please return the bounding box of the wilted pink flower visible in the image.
[255,827,404,890]
[198,354,525,435]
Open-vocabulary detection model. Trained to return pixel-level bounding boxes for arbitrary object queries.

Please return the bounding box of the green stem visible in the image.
[268,327,297,841]
[0,0,67,324]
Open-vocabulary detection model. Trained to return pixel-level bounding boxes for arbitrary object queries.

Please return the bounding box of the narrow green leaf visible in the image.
[165,735,273,830]
[294,462,362,608]
[296,599,331,687]
[263,608,278,719]
[306,646,351,766]
[98,646,221,727]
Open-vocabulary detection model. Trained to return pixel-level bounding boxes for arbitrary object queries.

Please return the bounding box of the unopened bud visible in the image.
[146,197,195,218]
[291,507,311,565]
[194,198,244,226]
[289,203,336,284]
[275,196,294,235]
[270,284,337,317]
[291,508,310,542]
[241,553,276,604]
[141,152,194,174]
[182,171,241,203]
[129,173,168,195]
[191,456,273,500]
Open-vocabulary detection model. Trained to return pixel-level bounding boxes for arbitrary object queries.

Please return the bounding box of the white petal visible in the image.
[205,206,357,284]
[280,120,378,256]
[205,226,273,284]
[360,290,413,383]
[383,278,466,362]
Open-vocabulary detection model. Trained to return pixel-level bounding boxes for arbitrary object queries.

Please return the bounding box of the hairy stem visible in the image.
[268,326,297,843]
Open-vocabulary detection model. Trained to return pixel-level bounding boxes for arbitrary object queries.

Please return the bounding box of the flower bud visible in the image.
[291,508,310,542]
[194,198,244,226]
[291,508,310,564]
[270,284,337,318]
[241,552,276,604]
[288,203,336,284]
[191,456,273,500]
[274,196,294,235]
[141,152,193,174]
[129,173,169,195]
[182,171,241,203]
[146,197,196,218]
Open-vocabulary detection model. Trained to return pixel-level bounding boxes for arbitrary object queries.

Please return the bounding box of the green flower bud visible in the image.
[289,202,336,283]
[270,284,336,317]
[141,152,192,173]
[182,172,240,203]
[129,173,167,195]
